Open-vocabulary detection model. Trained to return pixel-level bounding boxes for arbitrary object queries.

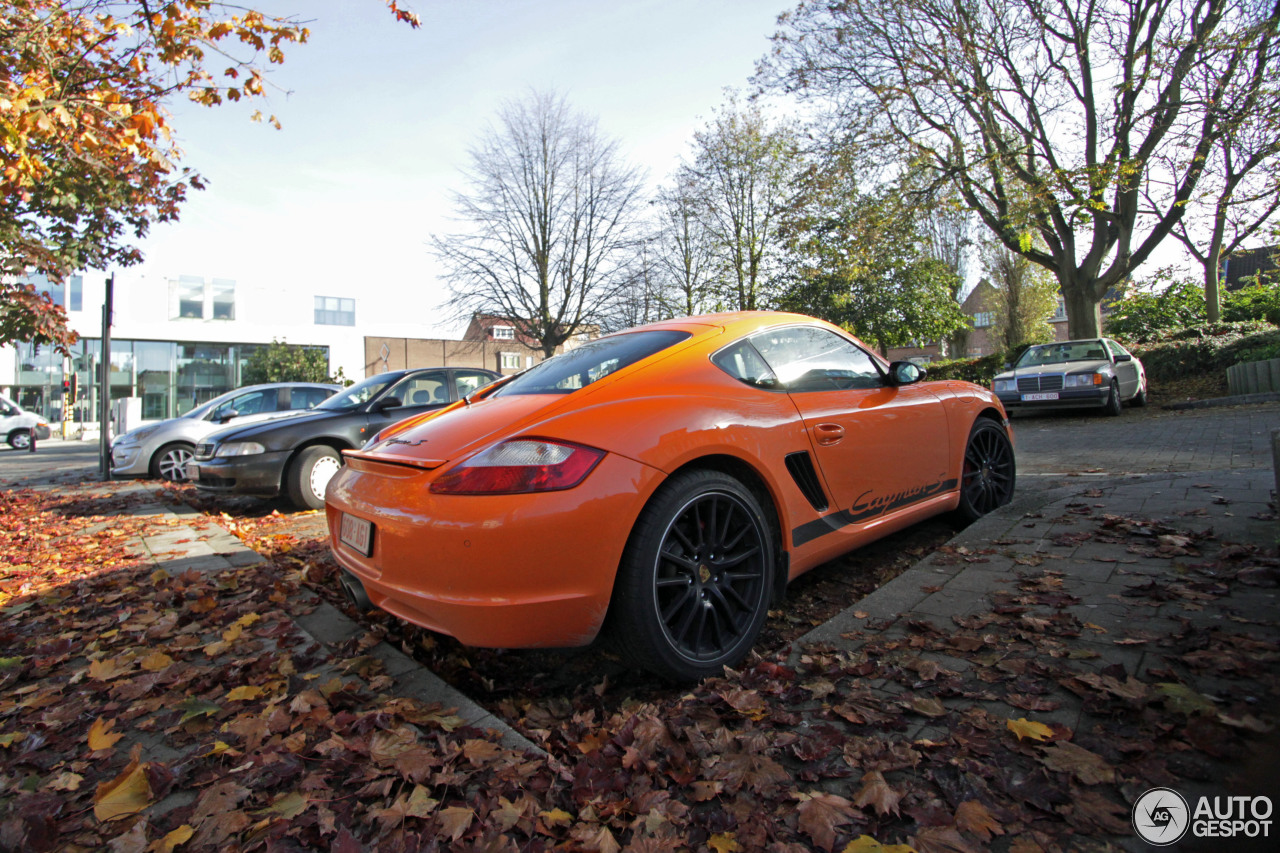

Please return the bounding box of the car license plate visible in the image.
[186,462,200,480]
[1022,392,1059,401]
[340,513,374,556]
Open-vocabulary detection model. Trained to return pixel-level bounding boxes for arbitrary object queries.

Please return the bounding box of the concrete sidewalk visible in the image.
[797,467,1278,849]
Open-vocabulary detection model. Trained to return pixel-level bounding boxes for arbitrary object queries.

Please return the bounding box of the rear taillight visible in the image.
[429,439,604,495]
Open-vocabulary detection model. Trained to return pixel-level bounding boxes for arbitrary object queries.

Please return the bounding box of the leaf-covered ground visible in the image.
[2,479,1277,852]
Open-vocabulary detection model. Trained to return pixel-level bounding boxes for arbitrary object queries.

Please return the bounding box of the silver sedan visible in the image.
[992,338,1147,416]
[110,382,338,481]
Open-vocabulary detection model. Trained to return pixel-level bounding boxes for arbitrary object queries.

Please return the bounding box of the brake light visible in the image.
[429,439,604,495]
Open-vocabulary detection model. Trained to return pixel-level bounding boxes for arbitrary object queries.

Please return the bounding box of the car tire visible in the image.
[1104,380,1123,416]
[149,442,195,481]
[958,419,1016,522]
[7,430,31,450]
[610,469,774,682]
[287,445,343,510]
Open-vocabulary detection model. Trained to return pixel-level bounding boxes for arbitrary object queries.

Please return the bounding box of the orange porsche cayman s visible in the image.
[325,312,1015,680]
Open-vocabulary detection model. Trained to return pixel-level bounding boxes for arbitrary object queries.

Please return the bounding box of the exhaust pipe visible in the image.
[338,571,372,612]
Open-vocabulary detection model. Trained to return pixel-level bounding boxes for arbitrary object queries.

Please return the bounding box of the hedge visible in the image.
[1129,323,1280,381]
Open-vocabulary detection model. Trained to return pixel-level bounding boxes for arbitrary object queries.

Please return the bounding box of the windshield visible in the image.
[495,330,691,396]
[315,374,398,411]
[1016,342,1109,368]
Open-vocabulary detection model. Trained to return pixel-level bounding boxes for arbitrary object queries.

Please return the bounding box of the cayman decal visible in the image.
[792,478,958,547]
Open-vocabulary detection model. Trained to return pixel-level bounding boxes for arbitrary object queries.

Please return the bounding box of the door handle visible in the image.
[813,423,844,446]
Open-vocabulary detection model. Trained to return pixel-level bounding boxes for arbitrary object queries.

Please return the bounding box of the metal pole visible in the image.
[99,274,114,480]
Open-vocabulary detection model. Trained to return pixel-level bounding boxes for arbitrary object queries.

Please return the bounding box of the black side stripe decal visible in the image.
[791,478,958,547]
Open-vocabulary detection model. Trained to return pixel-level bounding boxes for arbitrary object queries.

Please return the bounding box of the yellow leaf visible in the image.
[46,771,83,792]
[0,732,28,748]
[88,656,131,680]
[234,613,261,629]
[204,740,236,757]
[1006,717,1054,742]
[221,623,243,643]
[539,807,573,827]
[709,832,742,853]
[228,685,265,701]
[254,791,310,819]
[88,717,124,751]
[159,824,194,852]
[141,651,174,672]
[93,761,154,821]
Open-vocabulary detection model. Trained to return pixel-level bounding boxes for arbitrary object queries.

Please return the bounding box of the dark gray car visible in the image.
[188,367,499,509]
[992,338,1147,415]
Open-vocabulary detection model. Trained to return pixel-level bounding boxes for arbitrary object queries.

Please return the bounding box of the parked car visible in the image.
[189,367,500,510]
[992,338,1147,416]
[324,312,1016,681]
[0,394,52,449]
[110,382,340,481]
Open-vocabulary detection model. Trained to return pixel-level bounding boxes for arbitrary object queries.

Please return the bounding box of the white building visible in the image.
[1,271,394,427]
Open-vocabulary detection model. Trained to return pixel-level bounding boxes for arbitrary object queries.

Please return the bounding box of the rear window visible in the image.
[495,330,691,396]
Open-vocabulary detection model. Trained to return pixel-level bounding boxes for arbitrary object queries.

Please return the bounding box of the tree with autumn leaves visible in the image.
[0,0,418,353]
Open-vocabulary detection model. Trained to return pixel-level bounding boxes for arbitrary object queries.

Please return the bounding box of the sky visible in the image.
[128,0,793,336]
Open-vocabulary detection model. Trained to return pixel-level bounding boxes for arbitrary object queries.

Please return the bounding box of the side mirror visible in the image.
[888,361,926,385]
[215,409,239,423]
[371,395,402,412]
[1113,353,1132,363]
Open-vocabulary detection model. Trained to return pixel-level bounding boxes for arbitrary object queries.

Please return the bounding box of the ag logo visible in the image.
[1132,787,1190,845]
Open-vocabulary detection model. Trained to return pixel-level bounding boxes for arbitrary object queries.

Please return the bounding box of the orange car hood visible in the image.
[345,393,563,469]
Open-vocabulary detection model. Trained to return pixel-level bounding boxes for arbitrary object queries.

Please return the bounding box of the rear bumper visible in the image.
[325,452,665,648]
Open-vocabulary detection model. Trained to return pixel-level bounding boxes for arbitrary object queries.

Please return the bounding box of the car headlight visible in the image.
[217,441,265,457]
[1064,373,1105,388]
[993,379,1017,394]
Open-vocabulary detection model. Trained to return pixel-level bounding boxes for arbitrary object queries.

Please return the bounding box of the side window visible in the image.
[290,388,332,410]
[210,389,271,420]
[387,373,449,407]
[748,326,883,392]
[1104,339,1128,359]
[453,371,495,399]
[712,340,779,389]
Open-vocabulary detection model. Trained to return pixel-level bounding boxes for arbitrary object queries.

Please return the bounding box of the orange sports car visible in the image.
[325,312,1015,680]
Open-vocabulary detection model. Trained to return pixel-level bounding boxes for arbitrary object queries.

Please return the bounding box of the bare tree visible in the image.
[433,90,646,357]
[1159,94,1280,321]
[651,176,721,316]
[981,240,1060,352]
[684,95,803,311]
[762,0,1280,339]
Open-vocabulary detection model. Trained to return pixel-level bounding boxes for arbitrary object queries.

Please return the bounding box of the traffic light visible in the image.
[62,374,77,401]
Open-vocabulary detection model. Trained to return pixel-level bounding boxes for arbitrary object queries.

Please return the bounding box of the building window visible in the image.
[492,325,515,340]
[171,276,235,320]
[973,311,994,328]
[1050,299,1067,321]
[315,296,355,326]
[500,352,521,370]
[68,275,82,311]
[211,279,235,320]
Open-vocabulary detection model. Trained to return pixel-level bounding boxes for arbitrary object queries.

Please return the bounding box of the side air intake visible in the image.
[784,451,829,512]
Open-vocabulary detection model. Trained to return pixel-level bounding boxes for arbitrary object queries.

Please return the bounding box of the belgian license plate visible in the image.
[1022,392,1059,401]
[340,513,373,556]
[186,462,200,480]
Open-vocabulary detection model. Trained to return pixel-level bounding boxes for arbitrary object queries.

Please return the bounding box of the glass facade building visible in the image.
[10,339,329,426]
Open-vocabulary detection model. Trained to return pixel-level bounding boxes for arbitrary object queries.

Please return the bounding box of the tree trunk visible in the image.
[1063,284,1103,339]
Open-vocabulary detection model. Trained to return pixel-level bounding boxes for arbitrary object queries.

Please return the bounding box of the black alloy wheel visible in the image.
[958,419,1016,521]
[612,469,773,682]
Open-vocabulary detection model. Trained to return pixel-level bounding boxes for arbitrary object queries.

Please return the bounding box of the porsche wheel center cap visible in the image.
[699,565,712,584]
